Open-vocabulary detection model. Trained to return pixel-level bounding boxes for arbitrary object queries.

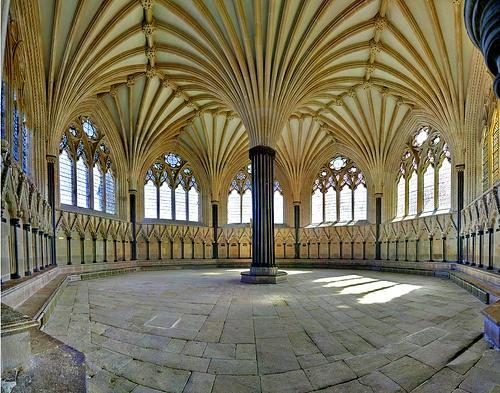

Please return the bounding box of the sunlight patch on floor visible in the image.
[340,280,396,295]
[313,275,361,283]
[358,283,421,304]
[323,277,377,288]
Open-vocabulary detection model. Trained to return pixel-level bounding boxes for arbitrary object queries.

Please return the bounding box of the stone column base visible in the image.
[240,267,288,284]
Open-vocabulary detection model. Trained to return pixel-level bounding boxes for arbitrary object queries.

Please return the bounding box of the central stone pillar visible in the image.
[241,146,287,284]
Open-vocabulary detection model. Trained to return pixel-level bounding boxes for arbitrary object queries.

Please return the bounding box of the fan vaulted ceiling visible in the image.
[36,0,489,190]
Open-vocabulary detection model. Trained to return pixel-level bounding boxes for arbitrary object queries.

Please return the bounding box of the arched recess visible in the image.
[139,151,206,225]
[52,104,128,220]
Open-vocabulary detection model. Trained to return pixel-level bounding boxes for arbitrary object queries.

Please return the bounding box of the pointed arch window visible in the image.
[311,156,367,224]
[58,117,117,214]
[482,107,500,191]
[226,165,284,224]
[395,126,452,219]
[143,152,200,222]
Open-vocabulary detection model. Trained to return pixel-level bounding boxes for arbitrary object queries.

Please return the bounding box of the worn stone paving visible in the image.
[43,269,500,393]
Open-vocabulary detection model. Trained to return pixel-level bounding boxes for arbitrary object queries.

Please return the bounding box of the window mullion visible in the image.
[351,185,355,221]
[157,183,160,219]
[186,189,189,222]
[89,165,94,210]
[72,159,77,206]
[322,190,326,223]
[171,185,175,220]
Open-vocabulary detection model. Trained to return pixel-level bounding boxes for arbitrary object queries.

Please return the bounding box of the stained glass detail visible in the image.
[1,81,6,139]
[22,122,29,173]
[12,104,19,162]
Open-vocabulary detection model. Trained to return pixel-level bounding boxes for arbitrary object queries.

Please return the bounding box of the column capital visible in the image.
[10,218,20,227]
[46,154,57,164]
[129,189,137,195]
[23,223,31,230]
[211,200,220,205]
[31,227,38,234]
[455,163,465,172]
[249,145,276,158]
[293,201,301,206]
[374,192,383,199]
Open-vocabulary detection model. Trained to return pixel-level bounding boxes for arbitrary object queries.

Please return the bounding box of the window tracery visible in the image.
[227,165,284,224]
[58,117,116,214]
[482,107,500,191]
[395,126,451,218]
[143,152,199,222]
[311,156,367,224]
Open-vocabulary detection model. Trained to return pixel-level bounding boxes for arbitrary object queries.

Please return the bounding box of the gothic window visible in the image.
[226,165,284,224]
[58,117,116,214]
[143,153,200,222]
[21,116,30,173]
[12,91,19,162]
[395,126,452,219]
[1,81,5,139]
[274,181,284,224]
[311,156,367,224]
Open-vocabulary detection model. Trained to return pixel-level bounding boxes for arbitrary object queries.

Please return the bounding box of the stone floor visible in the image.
[43,269,500,393]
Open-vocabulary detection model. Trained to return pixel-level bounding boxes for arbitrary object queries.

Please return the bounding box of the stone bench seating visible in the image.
[449,271,500,304]
[483,301,500,349]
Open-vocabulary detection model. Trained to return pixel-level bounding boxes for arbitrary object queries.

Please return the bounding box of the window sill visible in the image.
[59,204,119,220]
[393,209,454,222]
[141,218,205,226]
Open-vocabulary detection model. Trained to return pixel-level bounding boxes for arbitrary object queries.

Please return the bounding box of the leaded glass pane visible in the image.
[274,190,283,224]
[144,180,157,218]
[408,173,418,215]
[175,185,186,220]
[325,187,336,222]
[59,150,73,205]
[311,188,323,224]
[188,188,199,221]
[242,189,252,223]
[22,123,29,173]
[397,177,405,217]
[423,165,434,212]
[93,165,104,211]
[353,184,367,220]
[483,132,489,191]
[159,183,172,219]
[12,105,19,161]
[76,157,89,208]
[227,189,241,224]
[438,159,451,210]
[339,186,352,222]
[105,172,116,214]
[82,119,97,138]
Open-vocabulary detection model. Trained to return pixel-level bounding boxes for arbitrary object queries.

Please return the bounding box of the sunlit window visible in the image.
[58,117,116,214]
[438,159,451,210]
[76,156,89,208]
[311,156,366,224]
[396,176,405,217]
[93,165,104,211]
[408,172,417,215]
[353,184,367,221]
[396,127,451,218]
[144,179,157,218]
[423,165,434,212]
[59,149,73,205]
[143,153,200,221]
[159,183,172,219]
[482,108,499,190]
[226,165,283,224]
[274,181,284,224]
